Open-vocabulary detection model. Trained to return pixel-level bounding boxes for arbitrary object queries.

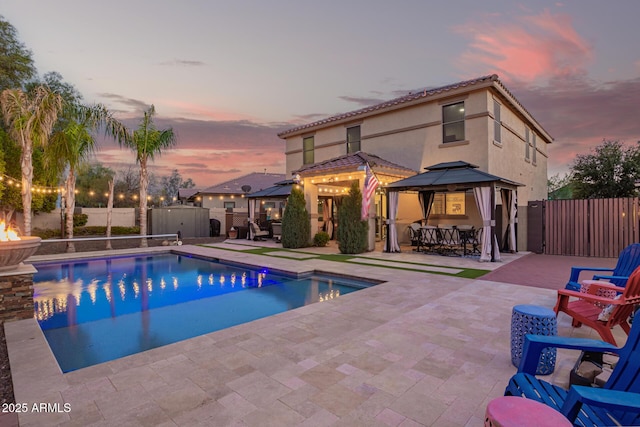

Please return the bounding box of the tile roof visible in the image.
[177,188,201,199]
[278,74,552,142]
[247,180,295,199]
[294,151,416,176]
[198,172,286,195]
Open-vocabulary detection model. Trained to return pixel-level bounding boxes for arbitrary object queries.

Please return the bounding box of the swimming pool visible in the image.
[32,253,375,372]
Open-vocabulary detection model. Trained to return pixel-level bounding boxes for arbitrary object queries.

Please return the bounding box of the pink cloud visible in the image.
[165,100,256,122]
[94,117,289,187]
[454,10,593,82]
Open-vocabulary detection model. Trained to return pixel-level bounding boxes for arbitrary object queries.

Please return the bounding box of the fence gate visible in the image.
[528,198,640,257]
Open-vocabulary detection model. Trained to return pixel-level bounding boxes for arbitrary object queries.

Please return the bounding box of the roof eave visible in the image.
[278,76,499,139]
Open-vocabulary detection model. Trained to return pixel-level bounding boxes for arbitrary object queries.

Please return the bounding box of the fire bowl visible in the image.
[0,236,42,272]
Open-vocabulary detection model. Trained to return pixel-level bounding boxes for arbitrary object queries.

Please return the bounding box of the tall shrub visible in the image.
[337,182,368,254]
[281,187,310,248]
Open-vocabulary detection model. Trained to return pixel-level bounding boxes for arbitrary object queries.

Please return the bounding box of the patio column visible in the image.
[304,181,318,243]
[367,194,375,251]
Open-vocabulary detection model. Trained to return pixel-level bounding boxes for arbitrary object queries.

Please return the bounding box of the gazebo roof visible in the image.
[247,180,295,199]
[387,161,522,191]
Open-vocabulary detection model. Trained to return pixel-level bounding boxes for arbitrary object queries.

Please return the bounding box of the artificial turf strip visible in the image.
[198,244,489,278]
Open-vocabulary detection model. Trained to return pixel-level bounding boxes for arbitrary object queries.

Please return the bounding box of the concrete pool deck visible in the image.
[6,241,625,426]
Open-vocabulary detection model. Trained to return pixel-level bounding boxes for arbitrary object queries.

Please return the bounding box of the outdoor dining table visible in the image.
[418,226,479,257]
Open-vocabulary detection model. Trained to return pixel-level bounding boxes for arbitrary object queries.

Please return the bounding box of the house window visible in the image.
[431,193,466,216]
[532,132,537,165]
[525,127,530,161]
[442,102,465,143]
[303,136,314,164]
[223,201,236,210]
[347,126,361,153]
[493,99,501,144]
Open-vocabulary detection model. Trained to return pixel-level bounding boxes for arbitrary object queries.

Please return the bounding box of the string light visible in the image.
[0,172,61,193]
[0,172,172,201]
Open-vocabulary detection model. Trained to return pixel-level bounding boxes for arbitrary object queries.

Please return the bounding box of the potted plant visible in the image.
[228,227,238,239]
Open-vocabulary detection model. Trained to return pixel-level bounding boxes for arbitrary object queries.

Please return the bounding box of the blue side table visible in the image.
[510,304,557,375]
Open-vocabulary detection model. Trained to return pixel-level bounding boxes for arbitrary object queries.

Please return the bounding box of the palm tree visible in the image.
[124,105,176,247]
[0,85,63,235]
[46,103,127,252]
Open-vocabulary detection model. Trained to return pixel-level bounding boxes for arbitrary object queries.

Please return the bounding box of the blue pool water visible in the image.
[33,253,373,372]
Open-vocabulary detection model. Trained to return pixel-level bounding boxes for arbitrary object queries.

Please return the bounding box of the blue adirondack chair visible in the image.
[565,243,640,291]
[505,318,640,426]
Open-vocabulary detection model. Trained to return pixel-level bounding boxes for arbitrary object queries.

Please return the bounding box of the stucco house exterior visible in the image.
[278,75,552,251]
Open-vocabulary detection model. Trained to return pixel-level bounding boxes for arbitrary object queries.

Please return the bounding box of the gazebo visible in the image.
[246,180,296,240]
[385,161,523,261]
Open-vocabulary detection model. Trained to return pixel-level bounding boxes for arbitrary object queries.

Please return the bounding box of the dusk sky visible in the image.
[3,1,639,187]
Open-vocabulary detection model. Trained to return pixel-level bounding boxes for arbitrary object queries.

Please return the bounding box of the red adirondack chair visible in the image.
[555,266,640,346]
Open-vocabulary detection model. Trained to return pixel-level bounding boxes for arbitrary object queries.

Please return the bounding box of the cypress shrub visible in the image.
[337,182,368,254]
[281,187,310,248]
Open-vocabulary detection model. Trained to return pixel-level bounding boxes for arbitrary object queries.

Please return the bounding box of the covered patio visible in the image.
[246,179,295,240]
[293,152,416,250]
[385,161,522,262]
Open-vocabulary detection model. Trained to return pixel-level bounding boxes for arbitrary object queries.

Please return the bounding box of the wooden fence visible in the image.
[528,198,639,257]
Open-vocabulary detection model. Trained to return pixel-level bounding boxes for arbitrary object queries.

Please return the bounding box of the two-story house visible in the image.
[278,75,552,251]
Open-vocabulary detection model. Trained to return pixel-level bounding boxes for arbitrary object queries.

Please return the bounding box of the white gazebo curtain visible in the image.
[418,190,435,223]
[247,199,258,240]
[500,188,517,252]
[473,185,501,262]
[322,199,331,234]
[386,190,401,252]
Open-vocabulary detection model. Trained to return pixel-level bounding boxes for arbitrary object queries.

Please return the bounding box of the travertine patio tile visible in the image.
[241,400,306,427]
[218,391,258,418]
[18,407,70,426]
[398,418,425,427]
[65,401,103,425]
[437,396,484,426]
[109,365,160,390]
[215,348,260,370]
[297,357,319,370]
[151,380,211,418]
[278,382,321,409]
[390,391,449,425]
[12,244,623,426]
[230,371,292,407]
[299,363,346,390]
[407,374,446,397]
[93,383,153,420]
[249,353,297,376]
[366,365,418,396]
[298,408,340,427]
[349,352,391,375]
[310,383,367,417]
[376,408,407,426]
[271,372,308,390]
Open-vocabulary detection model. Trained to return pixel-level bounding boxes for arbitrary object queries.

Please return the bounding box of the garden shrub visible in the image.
[313,231,330,247]
[337,182,368,254]
[32,226,140,238]
[73,213,88,227]
[281,187,310,248]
